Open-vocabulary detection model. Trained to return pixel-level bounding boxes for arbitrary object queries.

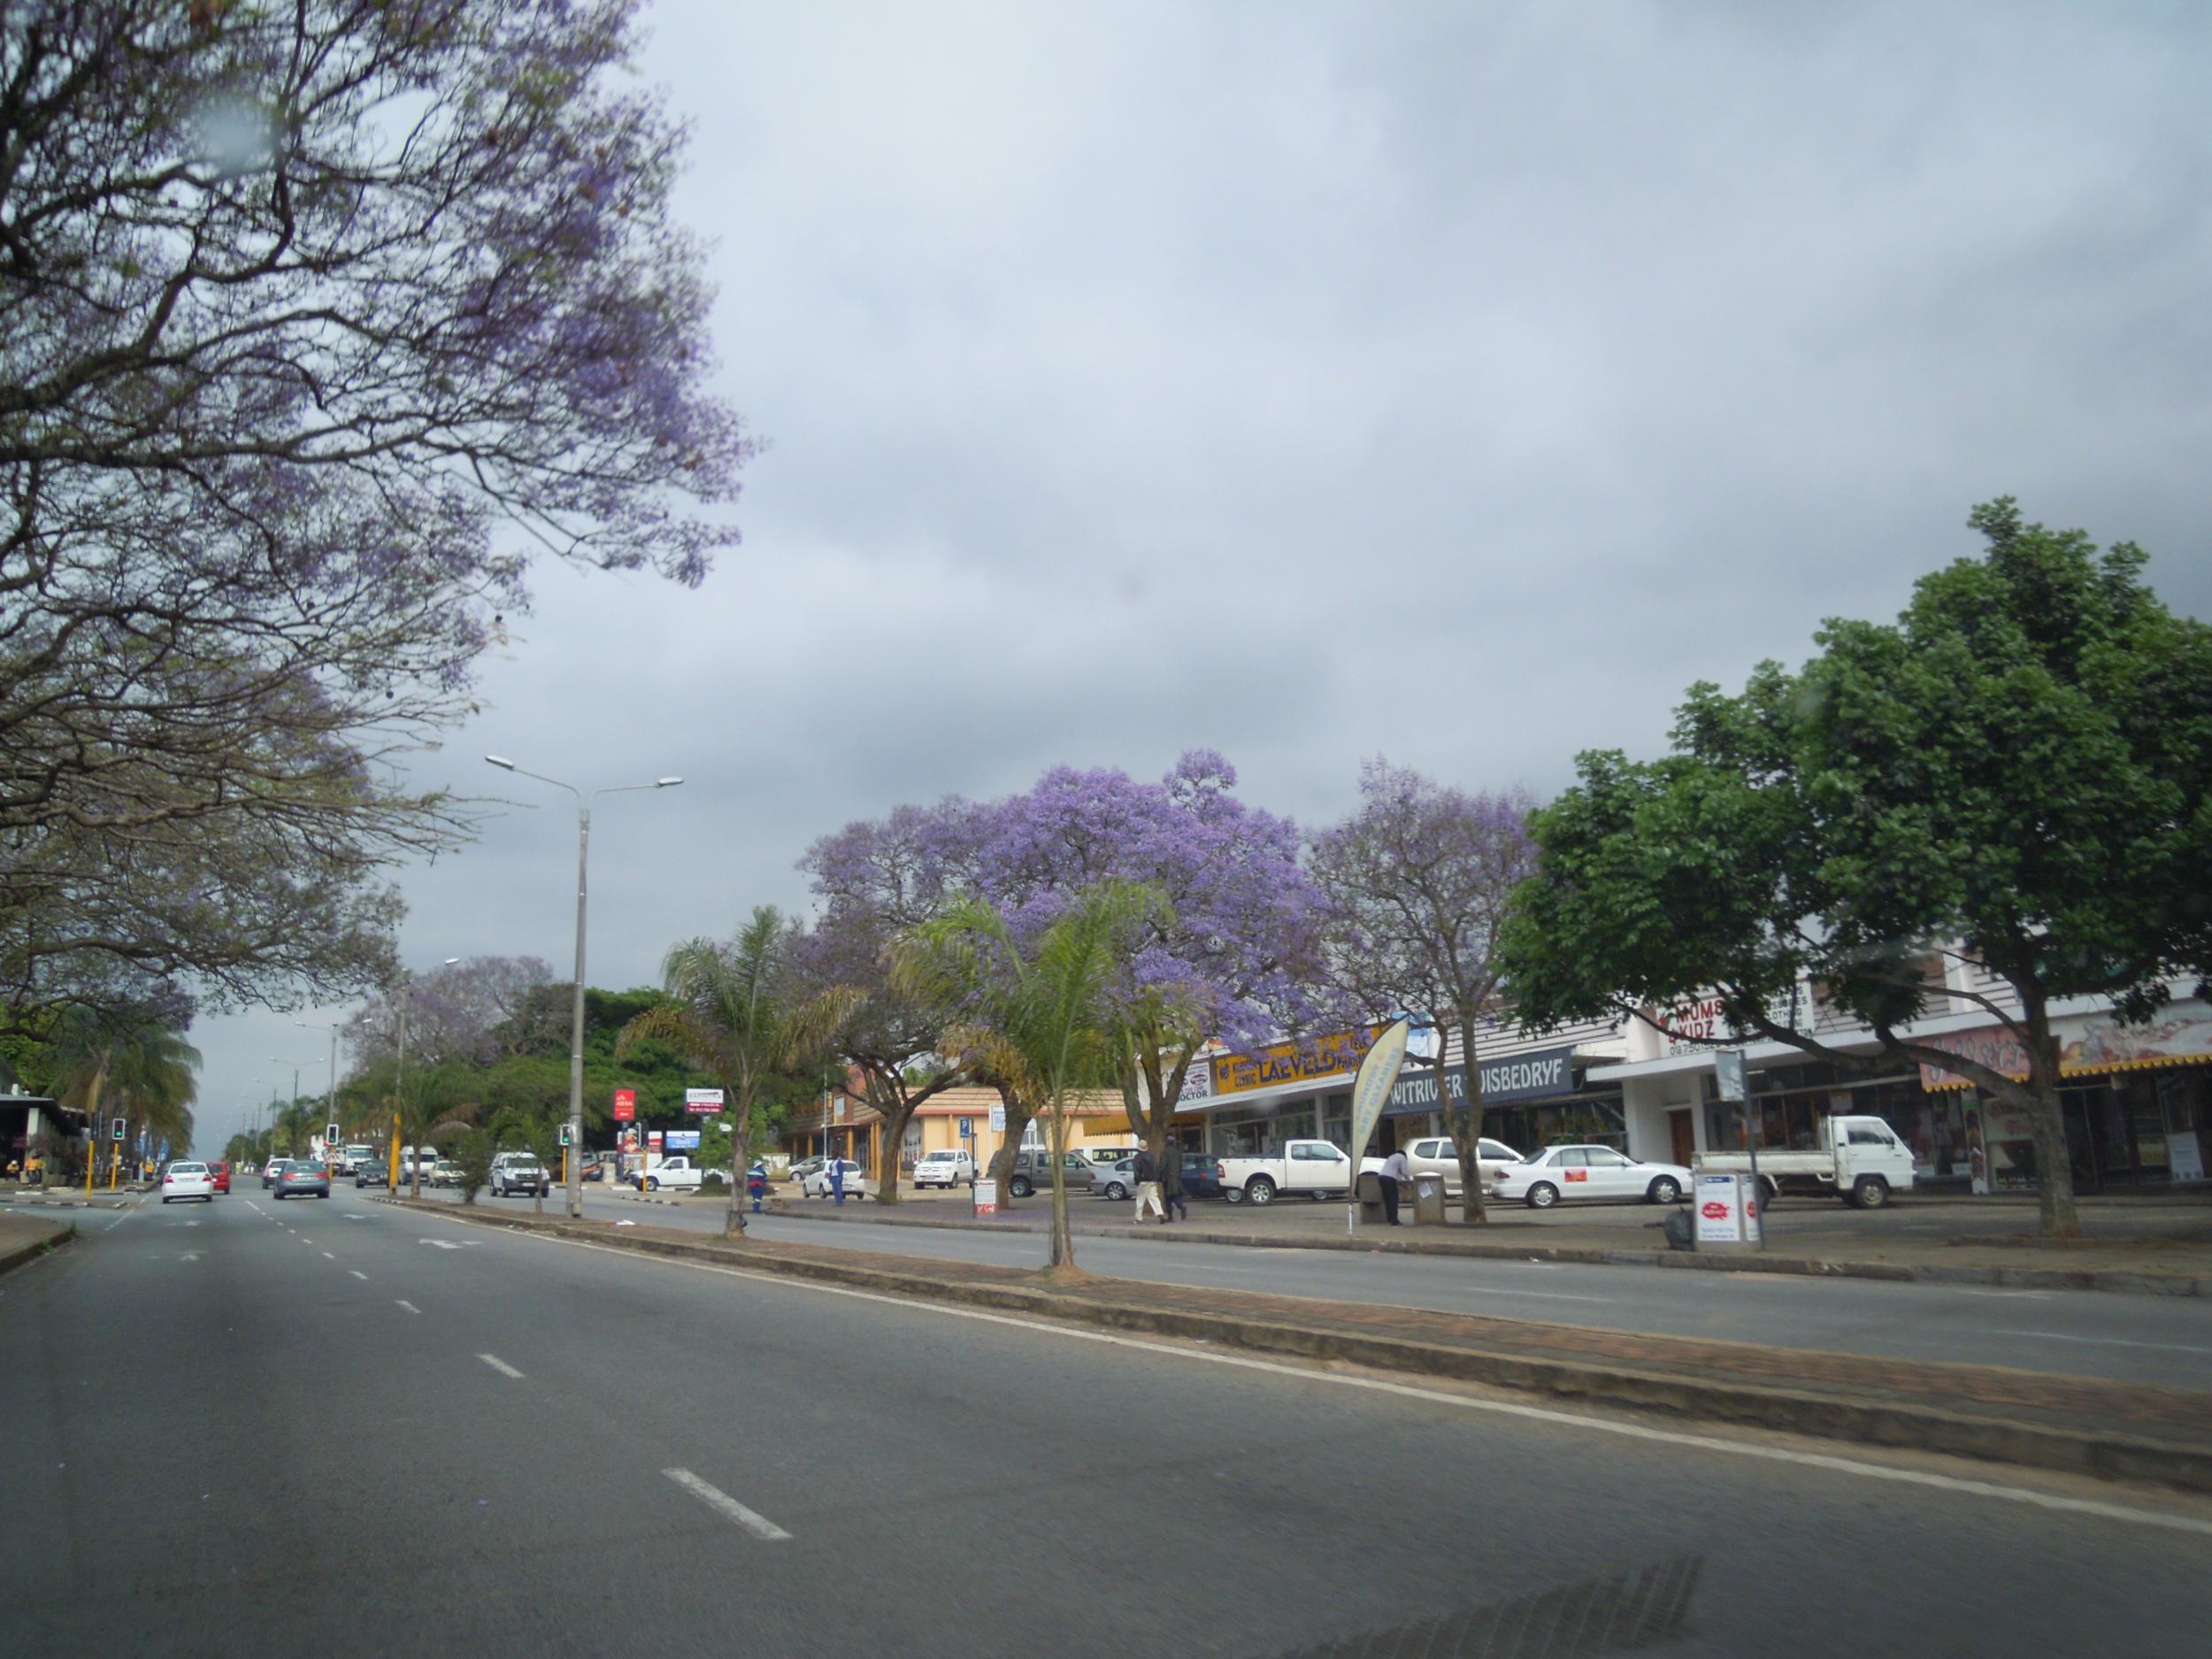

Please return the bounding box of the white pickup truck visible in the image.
[1694,1114,1916,1210]
[1217,1139,1355,1206]
[634,1156,704,1193]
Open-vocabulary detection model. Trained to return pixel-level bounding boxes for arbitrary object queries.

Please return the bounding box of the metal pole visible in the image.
[1744,1099,1766,1252]
[567,800,589,1220]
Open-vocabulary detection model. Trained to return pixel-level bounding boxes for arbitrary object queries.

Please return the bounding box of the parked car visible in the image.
[797,1158,867,1198]
[355,1159,390,1190]
[1004,1148,1096,1200]
[206,1160,231,1194]
[1218,1139,1356,1205]
[787,1155,826,1185]
[490,1152,549,1198]
[912,1148,975,1189]
[160,1162,214,1204]
[1360,1136,1523,1201]
[581,1155,607,1182]
[273,1162,332,1200]
[1492,1144,1690,1210]
[261,1158,292,1190]
[1174,1150,1225,1201]
[629,1156,705,1193]
[1093,1156,1140,1200]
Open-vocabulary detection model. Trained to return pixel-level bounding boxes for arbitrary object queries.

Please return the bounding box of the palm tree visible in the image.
[49,1005,201,1175]
[618,906,856,1239]
[890,880,1171,1275]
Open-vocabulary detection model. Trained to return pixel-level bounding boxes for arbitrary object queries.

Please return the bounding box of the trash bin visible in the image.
[1356,1171,1388,1225]
[1413,1174,1446,1225]
[1661,1208,1694,1252]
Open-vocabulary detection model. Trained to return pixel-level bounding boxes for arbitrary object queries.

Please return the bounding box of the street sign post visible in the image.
[972,1178,998,1218]
[1714,1048,1763,1251]
[684,1087,726,1116]
[612,1088,636,1121]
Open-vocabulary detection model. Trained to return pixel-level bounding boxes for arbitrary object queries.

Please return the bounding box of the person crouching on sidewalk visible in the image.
[1377,1147,1409,1225]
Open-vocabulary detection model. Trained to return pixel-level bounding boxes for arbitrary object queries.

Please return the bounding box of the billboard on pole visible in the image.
[684,1087,726,1117]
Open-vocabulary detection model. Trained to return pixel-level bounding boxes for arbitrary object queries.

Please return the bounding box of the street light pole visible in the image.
[487,757,682,1219]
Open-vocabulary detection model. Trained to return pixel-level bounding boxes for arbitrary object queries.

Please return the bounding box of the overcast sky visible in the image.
[196,0,2212,1149]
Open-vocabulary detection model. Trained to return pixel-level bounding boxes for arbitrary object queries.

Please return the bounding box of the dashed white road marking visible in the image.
[478,1353,524,1379]
[321,1251,335,1260]
[662,1469,791,1540]
[349,1271,368,1281]
[396,1300,420,1315]
[526,1229,2212,1542]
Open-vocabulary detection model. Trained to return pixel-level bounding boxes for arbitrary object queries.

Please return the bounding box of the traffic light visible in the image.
[557,1124,574,1148]
[111,1118,126,1142]
[326,1121,341,1143]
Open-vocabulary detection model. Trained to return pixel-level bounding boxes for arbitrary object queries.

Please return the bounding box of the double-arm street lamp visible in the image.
[486,756,682,1218]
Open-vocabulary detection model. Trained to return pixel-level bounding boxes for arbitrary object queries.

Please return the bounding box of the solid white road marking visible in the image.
[396,1300,420,1315]
[1986,1328,2212,1358]
[662,1469,792,1540]
[421,1240,464,1250]
[527,1230,2212,1542]
[478,1353,524,1379]
[349,1271,368,1281]
[1954,1289,2054,1300]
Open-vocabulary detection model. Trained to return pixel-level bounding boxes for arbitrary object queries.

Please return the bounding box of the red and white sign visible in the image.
[648,1131,664,1148]
[612,1088,636,1122]
[972,1179,998,1219]
[684,1087,726,1117]
[1694,1172,1761,1246]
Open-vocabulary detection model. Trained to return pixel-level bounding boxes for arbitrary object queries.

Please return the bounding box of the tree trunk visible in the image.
[987,1082,1034,1202]
[872,1083,913,1205]
[1045,1098,1076,1272]
[725,1098,749,1239]
[1449,1020,1488,1225]
[2019,987,2080,1239]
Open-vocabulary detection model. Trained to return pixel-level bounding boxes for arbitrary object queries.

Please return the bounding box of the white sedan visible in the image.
[1492,1145,1690,1210]
[1362,1136,1523,1200]
[797,1159,868,1198]
[161,1162,214,1203]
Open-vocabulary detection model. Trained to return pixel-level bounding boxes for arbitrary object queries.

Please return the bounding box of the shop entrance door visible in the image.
[1669,1110,1694,1166]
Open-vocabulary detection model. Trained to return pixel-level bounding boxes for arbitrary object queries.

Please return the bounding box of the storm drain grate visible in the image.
[1271,1555,1704,1659]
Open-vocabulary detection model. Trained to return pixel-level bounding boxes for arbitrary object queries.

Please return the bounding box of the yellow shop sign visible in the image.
[1211,1029,1371,1097]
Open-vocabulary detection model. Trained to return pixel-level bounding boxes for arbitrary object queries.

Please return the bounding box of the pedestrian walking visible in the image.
[748,1164,767,1214]
[829,1158,846,1207]
[1376,1147,1409,1225]
[1132,1147,1166,1222]
[1160,1148,1187,1223]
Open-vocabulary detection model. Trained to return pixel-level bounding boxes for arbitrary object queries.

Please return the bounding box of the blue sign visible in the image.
[664,1130,701,1150]
[957,1118,973,1138]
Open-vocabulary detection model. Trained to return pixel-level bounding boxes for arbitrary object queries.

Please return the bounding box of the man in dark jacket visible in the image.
[1160,1148,1187,1223]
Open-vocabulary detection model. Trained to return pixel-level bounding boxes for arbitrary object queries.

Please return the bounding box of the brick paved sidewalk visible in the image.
[417,1200,2212,1488]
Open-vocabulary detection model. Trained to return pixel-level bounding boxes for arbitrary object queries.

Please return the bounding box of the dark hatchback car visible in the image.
[274,1162,331,1200]
[1177,1151,1225,1201]
[355,1158,389,1189]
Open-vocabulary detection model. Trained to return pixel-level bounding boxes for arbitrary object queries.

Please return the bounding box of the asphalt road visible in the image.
[8,1183,2206,1659]
[409,1184,2212,1389]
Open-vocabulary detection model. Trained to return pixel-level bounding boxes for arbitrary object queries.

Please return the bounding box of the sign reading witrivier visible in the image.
[1386,1044,1578,1112]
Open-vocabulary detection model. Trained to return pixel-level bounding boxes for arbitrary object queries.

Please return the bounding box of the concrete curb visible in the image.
[0,1217,74,1277]
[380,1197,2212,1496]
[754,1203,2211,1299]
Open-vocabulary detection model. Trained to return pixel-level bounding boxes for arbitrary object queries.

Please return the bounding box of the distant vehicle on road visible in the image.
[580,1155,607,1182]
[273,1163,331,1200]
[426,1159,465,1188]
[912,1149,974,1189]
[490,1153,549,1198]
[355,1159,390,1190]
[1492,1145,1688,1210]
[261,1159,292,1190]
[161,1162,213,1204]
[1217,1139,1355,1206]
[206,1160,231,1194]
[1694,1115,1916,1210]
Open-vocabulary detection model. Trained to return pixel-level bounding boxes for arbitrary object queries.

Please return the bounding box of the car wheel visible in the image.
[1525,1181,1559,1210]
[645,1177,659,1191]
[1247,1177,1276,1206]
[1223,1184,1244,1205]
[1104,1181,1127,1200]
[1009,1176,1033,1198]
[1851,1175,1889,1210]
[160,1195,170,1204]
[1647,1176,1681,1204]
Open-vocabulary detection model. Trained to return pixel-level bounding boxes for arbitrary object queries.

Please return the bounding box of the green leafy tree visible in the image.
[891,880,1171,1274]
[618,908,856,1239]
[1497,501,2212,1239]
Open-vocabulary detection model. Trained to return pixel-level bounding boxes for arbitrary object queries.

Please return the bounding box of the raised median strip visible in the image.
[750,1199,2212,1299]
[380,1195,2212,1496]
[0,1213,75,1277]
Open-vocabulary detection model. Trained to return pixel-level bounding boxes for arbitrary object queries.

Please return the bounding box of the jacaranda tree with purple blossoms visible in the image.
[1309,763,1540,1225]
[0,2,751,1029]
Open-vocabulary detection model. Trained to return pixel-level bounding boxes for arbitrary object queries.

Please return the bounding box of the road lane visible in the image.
[405,1185,2212,1388]
[6,1183,2209,1658]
